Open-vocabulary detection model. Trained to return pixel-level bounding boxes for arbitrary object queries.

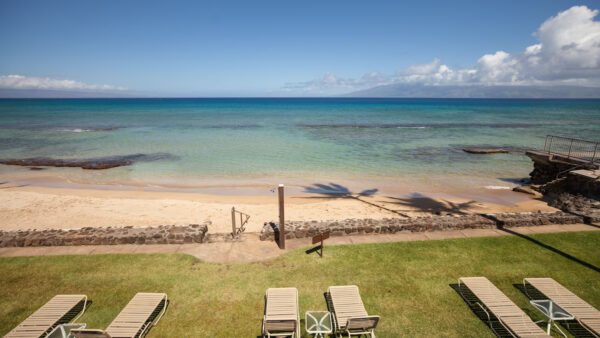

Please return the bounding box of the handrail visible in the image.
[543,135,599,164]
[231,207,250,238]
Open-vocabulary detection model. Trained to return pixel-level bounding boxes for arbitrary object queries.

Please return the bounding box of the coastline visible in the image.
[0,173,558,233]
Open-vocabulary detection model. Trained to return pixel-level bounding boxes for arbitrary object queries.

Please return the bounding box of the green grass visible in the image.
[0,231,599,337]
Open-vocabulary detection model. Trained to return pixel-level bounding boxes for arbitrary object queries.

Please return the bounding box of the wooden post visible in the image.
[319,237,323,257]
[278,184,285,249]
[231,207,236,237]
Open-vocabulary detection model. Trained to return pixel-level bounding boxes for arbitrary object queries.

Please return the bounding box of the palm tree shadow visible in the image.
[302,183,409,218]
[303,182,378,197]
[385,193,478,215]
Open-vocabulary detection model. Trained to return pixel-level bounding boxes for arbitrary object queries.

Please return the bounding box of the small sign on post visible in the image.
[310,230,330,258]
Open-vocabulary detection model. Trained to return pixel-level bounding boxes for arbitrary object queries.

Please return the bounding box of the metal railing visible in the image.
[231,207,250,238]
[543,135,599,164]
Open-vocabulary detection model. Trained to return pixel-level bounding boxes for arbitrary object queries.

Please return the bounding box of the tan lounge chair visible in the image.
[458,277,547,338]
[524,277,600,337]
[327,285,379,338]
[70,293,167,338]
[5,294,88,338]
[262,288,300,338]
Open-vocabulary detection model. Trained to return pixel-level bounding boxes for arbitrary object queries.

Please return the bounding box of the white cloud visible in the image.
[523,5,600,81]
[477,51,520,83]
[285,5,600,94]
[406,58,442,75]
[0,75,126,91]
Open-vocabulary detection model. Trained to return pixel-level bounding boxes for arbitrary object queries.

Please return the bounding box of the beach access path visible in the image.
[0,224,597,264]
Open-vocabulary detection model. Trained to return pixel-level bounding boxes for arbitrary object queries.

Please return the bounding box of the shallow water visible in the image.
[0,98,599,190]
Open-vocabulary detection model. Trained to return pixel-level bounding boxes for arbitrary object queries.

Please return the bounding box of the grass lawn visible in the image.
[0,231,599,337]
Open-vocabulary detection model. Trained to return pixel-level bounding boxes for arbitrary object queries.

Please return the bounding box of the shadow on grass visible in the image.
[449,283,514,338]
[495,226,600,274]
[514,283,597,338]
[301,183,410,218]
[385,193,478,215]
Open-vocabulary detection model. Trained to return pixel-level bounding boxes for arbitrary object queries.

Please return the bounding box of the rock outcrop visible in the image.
[0,153,177,170]
[463,147,510,154]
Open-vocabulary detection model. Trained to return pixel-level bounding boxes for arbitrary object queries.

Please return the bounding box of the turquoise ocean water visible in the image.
[0,98,599,191]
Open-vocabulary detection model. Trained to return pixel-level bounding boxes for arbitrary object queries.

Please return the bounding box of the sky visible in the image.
[1,0,600,96]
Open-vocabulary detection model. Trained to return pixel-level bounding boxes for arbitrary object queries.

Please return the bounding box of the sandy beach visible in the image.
[0,179,558,233]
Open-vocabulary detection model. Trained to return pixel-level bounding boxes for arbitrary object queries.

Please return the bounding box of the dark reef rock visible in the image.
[0,153,177,170]
[463,147,510,154]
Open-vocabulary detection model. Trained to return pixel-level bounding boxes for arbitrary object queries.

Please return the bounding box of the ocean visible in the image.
[1,98,599,193]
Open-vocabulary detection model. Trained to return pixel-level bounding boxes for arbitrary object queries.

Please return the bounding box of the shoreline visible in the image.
[0,174,558,233]
[0,164,530,196]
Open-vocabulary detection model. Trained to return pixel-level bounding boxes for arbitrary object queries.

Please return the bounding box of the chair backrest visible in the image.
[265,288,298,319]
[105,292,168,338]
[264,288,299,335]
[328,285,369,329]
[5,294,88,338]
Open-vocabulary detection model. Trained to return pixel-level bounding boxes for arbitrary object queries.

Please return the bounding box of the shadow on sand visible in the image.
[300,183,410,218]
[384,193,478,215]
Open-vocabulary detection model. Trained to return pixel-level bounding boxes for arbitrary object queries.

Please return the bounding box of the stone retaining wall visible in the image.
[259,212,583,241]
[547,193,600,223]
[0,224,208,247]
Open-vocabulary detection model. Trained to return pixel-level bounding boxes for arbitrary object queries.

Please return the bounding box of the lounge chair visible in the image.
[524,277,600,337]
[70,292,168,338]
[458,277,547,337]
[327,285,379,338]
[262,287,300,338]
[5,294,88,338]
